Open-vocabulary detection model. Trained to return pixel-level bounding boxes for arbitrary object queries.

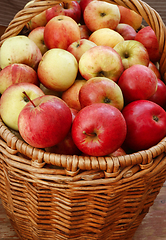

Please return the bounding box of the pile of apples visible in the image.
[1,0,166,157]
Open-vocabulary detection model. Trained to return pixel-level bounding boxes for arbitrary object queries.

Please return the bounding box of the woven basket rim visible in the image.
[1,114,166,173]
[1,0,166,172]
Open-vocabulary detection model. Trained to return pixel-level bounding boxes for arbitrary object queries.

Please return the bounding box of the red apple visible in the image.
[118,64,158,104]
[148,79,166,110]
[78,24,91,39]
[107,147,126,157]
[79,77,124,111]
[45,107,81,155]
[115,23,137,40]
[83,0,120,32]
[135,26,161,63]
[18,95,72,148]
[70,107,79,121]
[148,61,161,79]
[71,103,127,156]
[114,40,149,70]
[79,0,93,13]
[45,130,82,155]
[44,15,81,50]
[118,5,142,30]
[67,39,97,62]
[0,63,39,94]
[61,79,87,111]
[122,100,166,151]
[46,1,81,23]
[79,45,124,82]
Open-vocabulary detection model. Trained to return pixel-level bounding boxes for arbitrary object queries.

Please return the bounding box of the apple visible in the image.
[44,15,81,50]
[39,83,62,98]
[28,26,48,55]
[79,0,93,13]
[78,24,91,39]
[18,95,72,148]
[79,45,124,82]
[71,103,127,156]
[67,39,97,62]
[0,82,45,131]
[46,1,81,23]
[24,1,47,30]
[115,23,137,40]
[70,107,79,121]
[118,64,158,104]
[107,147,126,157]
[79,77,124,111]
[148,79,166,110]
[122,100,166,152]
[0,35,42,70]
[45,130,82,155]
[45,108,81,155]
[135,26,161,63]
[83,0,120,32]
[26,11,47,30]
[0,63,39,95]
[37,48,78,92]
[148,61,161,79]
[118,5,142,30]
[46,5,63,22]
[61,79,87,111]
[114,40,149,70]
[89,28,124,48]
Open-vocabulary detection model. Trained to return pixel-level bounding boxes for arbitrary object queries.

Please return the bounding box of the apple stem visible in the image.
[83,130,97,137]
[22,91,36,108]
[63,2,69,9]
[153,115,159,122]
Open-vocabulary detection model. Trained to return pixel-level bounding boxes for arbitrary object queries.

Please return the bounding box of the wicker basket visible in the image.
[1,0,166,239]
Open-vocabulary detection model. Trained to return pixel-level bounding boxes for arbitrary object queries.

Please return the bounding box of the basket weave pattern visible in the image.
[1,0,166,239]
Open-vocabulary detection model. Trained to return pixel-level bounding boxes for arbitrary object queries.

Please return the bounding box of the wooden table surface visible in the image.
[0,181,166,240]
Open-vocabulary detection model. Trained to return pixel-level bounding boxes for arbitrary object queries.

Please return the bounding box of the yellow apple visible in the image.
[89,28,124,48]
[37,48,78,91]
[0,82,45,130]
[0,35,42,70]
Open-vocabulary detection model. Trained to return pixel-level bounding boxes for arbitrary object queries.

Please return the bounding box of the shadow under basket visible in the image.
[1,0,166,239]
